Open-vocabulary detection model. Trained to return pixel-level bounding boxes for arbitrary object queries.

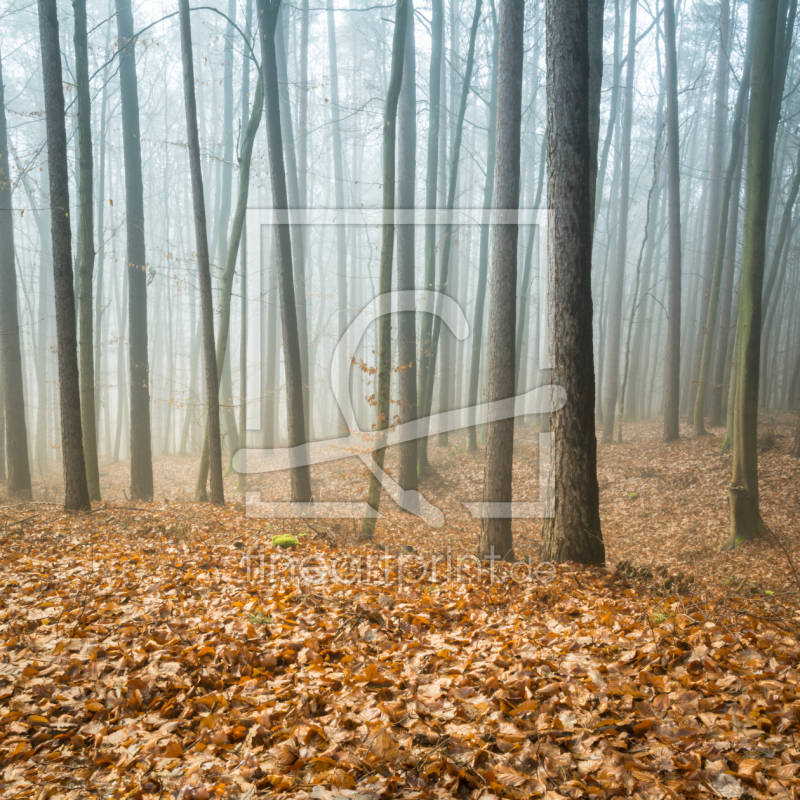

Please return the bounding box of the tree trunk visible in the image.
[360,0,408,541]
[466,5,499,453]
[37,0,91,511]
[275,11,311,430]
[711,107,748,427]
[588,0,604,238]
[477,0,524,562]
[727,0,780,549]
[179,0,225,505]
[539,0,604,566]
[417,0,443,472]
[115,0,154,499]
[419,0,483,458]
[257,0,312,502]
[73,0,101,500]
[663,0,682,443]
[689,0,731,433]
[694,0,753,435]
[594,0,622,234]
[194,74,264,497]
[0,45,33,500]
[601,0,637,444]
[396,0,418,497]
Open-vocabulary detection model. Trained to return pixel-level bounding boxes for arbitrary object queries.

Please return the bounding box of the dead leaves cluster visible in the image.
[0,503,799,800]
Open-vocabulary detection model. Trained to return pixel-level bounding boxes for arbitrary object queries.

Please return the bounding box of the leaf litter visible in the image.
[0,417,799,798]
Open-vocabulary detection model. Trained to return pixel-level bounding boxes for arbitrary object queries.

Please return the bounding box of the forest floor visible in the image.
[1,417,799,799]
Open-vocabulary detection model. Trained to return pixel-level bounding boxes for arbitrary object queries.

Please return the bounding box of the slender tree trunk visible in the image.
[417,0,443,472]
[257,0,312,501]
[115,0,153,499]
[663,0,682,443]
[275,11,311,431]
[73,0,101,500]
[711,109,748,427]
[466,5,499,452]
[477,0,524,562]
[539,0,604,565]
[179,0,225,505]
[689,0,731,430]
[618,153,658,442]
[695,0,754,434]
[0,46,33,499]
[420,0,483,453]
[360,0,407,540]
[195,73,263,495]
[588,0,604,238]
[727,0,780,549]
[396,0,418,496]
[601,0,637,443]
[594,0,622,234]
[94,5,111,453]
[38,0,91,511]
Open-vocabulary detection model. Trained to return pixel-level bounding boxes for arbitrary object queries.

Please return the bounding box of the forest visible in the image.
[1,0,800,796]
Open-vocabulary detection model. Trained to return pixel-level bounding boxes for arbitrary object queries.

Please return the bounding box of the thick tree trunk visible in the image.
[0,46,33,500]
[73,0,101,500]
[179,0,225,505]
[663,0,682,443]
[257,0,312,502]
[37,0,91,511]
[115,0,154,499]
[601,0,636,443]
[396,0,418,496]
[360,0,407,541]
[539,0,604,566]
[477,0,524,563]
[727,0,780,549]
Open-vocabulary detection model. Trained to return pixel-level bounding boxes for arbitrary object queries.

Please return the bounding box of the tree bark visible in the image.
[477,0,524,562]
[588,0,604,239]
[419,0,483,457]
[115,0,154,499]
[73,0,101,500]
[663,0,682,443]
[727,0,780,549]
[0,45,33,500]
[417,0,443,472]
[37,0,91,511]
[396,0,418,496]
[195,73,263,496]
[466,6,499,453]
[694,0,753,435]
[539,0,604,565]
[689,0,731,431]
[257,0,312,502]
[179,0,225,505]
[360,0,408,541]
[601,0,636,443]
